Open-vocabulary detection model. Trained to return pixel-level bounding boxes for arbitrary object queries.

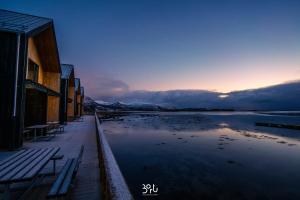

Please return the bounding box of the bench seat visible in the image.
[47,159,76,198]
[47,129,57,137]
[47,146,84,198]
[58,125,64,132]
[23,130,32,140]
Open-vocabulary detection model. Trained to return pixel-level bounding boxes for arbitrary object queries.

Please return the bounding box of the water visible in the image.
[101,112,300,200]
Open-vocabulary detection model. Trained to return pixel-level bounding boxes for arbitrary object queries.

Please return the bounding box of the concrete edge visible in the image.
[95,113,134,200]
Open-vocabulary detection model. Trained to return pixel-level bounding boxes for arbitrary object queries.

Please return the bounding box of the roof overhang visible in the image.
[25,80,60,96]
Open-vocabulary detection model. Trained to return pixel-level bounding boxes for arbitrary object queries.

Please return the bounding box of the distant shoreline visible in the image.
[95,110,300,116]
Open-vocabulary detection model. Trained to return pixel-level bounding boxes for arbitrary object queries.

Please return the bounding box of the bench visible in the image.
[48,124,64,133]
[47,145,84,199]
[50,155,64,174]
[0,148,60,198]
[57,125,64,133]
[47,129,57,137]
[23,129,32,140]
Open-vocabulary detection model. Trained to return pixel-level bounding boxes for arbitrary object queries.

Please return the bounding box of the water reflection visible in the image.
[102,112,300,200]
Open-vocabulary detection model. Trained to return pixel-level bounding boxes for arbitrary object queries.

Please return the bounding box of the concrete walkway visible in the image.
[24,115,101,200]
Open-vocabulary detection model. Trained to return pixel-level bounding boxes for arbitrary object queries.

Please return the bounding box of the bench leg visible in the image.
[18,175,45,200]
[34,129,37,141]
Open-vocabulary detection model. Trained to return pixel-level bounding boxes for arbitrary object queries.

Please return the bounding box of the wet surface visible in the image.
[102,112,300,200]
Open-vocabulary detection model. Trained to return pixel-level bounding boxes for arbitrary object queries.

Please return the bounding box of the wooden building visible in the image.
[75,78,81,117]
[0,9,61,149]
[80,87,85,115]
[59,64,75,124]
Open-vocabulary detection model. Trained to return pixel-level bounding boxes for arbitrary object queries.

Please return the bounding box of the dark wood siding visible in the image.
[0,31,17,149]
[24,89,47,126]
[59,79,68,124]
[0,31,27,150]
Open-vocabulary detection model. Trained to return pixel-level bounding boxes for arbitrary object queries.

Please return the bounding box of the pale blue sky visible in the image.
[1,0,300,97]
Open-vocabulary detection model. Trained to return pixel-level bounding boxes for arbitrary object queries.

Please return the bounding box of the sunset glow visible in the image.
[2,0,300,97]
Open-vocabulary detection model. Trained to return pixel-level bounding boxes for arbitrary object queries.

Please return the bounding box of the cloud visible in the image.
[83,75,129,99]
[94,81,300,110]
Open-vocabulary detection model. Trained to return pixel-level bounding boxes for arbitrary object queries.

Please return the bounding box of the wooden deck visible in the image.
[23,115,101,200]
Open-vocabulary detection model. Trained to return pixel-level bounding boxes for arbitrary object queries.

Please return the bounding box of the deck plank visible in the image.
[24,116,102,200]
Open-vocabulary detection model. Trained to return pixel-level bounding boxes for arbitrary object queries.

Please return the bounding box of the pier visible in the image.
[23,116,102,199]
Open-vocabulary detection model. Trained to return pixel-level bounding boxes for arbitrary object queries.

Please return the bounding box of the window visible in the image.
[27,59,39,82]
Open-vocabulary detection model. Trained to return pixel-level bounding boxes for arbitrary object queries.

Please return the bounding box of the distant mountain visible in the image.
[93,100,162,111]
[89,81,300,111]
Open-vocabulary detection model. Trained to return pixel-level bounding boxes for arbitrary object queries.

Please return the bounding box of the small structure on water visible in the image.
[0,9,61,149]
[60,64,75,124]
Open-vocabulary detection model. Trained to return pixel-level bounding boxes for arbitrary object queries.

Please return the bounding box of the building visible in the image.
[80,87,85,115]
[0,9,61,149]
[74,78,82,117]
[59,64,75,124]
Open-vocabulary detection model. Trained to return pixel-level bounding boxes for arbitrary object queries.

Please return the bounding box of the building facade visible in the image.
[0,9,61,149]
[59,64,75,124]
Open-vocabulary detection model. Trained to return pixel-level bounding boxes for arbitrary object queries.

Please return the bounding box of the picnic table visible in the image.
[47,122,64,133]
[47,121,59,124]
[0,147,60,199]
[26,124,49,141]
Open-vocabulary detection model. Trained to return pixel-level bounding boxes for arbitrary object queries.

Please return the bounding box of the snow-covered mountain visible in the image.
[87,80,300,111]
[93,100,162,111]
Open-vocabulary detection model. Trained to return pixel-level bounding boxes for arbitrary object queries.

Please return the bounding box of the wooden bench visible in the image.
[48,124,64,133]
[47,129,57,137]
[50,155,64,174]
[23,129,32,140]
[0,148,60,198]
[57,125,64,133]
[47,145,84,199]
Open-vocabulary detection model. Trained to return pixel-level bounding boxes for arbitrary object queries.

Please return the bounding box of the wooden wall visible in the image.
[27,37,44,84]
[0,31,27,149]
[77,94,81,104]
[76,93,82,116]
[81,96,84,115]
[27,31,61,124]
[27,37,60,92]
[44,72,60,92]
[33,26,60,73]
[0,25,61,150]
[68,86,75,118]
[47,96,60,122]
[25,89,47,126]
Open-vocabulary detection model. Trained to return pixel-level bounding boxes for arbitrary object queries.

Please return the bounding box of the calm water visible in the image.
[101,112,300,200]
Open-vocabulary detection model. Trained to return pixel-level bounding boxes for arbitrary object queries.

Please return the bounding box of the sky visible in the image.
[1,0,300,98]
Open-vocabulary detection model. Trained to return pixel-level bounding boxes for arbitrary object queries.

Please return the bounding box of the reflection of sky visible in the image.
[103,113,300,199]
[2,0,300,96]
